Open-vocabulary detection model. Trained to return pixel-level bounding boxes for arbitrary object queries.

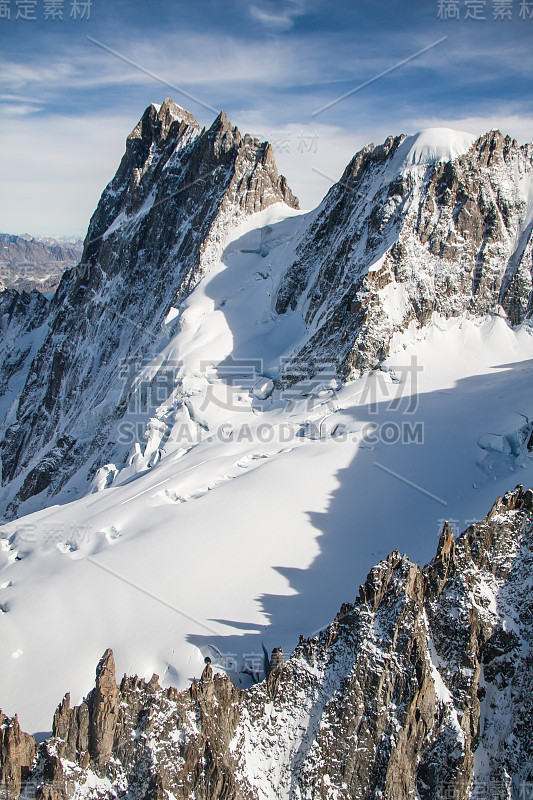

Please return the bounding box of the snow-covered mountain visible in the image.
[1,101,533,797]
[0,99,297,520]
[2,486,533,799]
[276,128,533,379]
[1,110,532,521]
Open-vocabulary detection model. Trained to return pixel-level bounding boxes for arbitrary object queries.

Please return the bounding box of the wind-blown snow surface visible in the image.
[391,128,476,173]
[1,203,533,733]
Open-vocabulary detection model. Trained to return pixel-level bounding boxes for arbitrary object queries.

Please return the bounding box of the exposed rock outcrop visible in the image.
[0,710,36,798]
[265,647,284,699]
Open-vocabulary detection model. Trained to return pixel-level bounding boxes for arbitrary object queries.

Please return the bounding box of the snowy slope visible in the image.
[1,112,533,744]
[1,197,533,733]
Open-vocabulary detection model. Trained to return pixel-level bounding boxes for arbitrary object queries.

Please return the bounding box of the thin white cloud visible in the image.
[3,23,531,131]
[0,92,44,104]
[0,60,77,90]
[248,6,294,30]
[2,16,533,235]
[0,103,43,116]
[0,33,309,98]
[248,0,310,30]
[248,0,308,31]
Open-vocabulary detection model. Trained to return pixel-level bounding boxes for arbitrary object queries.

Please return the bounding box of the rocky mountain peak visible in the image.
[194,108,243,160]
[210,108,232,133]
[471,128,519,166]
[156,97,198,136]
[90,648,119,766]
[0,709,36,798]
[127,97,200,145]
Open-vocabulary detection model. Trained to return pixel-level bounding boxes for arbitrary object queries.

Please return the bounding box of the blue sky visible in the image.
[1,0,532,235]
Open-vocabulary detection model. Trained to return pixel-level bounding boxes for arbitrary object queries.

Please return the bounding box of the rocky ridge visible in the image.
[1,485,532,799]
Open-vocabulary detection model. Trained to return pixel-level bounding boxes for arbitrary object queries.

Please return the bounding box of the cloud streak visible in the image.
[248,0,309,31]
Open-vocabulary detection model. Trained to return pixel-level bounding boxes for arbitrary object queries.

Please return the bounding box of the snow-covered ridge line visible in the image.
[398,127,476,166]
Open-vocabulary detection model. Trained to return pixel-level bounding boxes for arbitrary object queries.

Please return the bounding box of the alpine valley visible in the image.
[1,99,533,800]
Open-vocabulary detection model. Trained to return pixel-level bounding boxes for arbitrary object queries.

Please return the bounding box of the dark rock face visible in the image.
[276,130,533,380]
[0,710,36,798]
[0,288,50,461]
[0,288,49,334]
[89,649,120,766]
[2,487,532,799]
[16,435,76,504]
[0,100,298,519]
[266,647,284,699]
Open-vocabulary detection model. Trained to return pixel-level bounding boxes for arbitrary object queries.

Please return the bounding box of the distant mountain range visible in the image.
[0,233,82,294]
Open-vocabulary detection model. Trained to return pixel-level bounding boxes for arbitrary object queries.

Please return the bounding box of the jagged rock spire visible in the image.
[89,649,119,766]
